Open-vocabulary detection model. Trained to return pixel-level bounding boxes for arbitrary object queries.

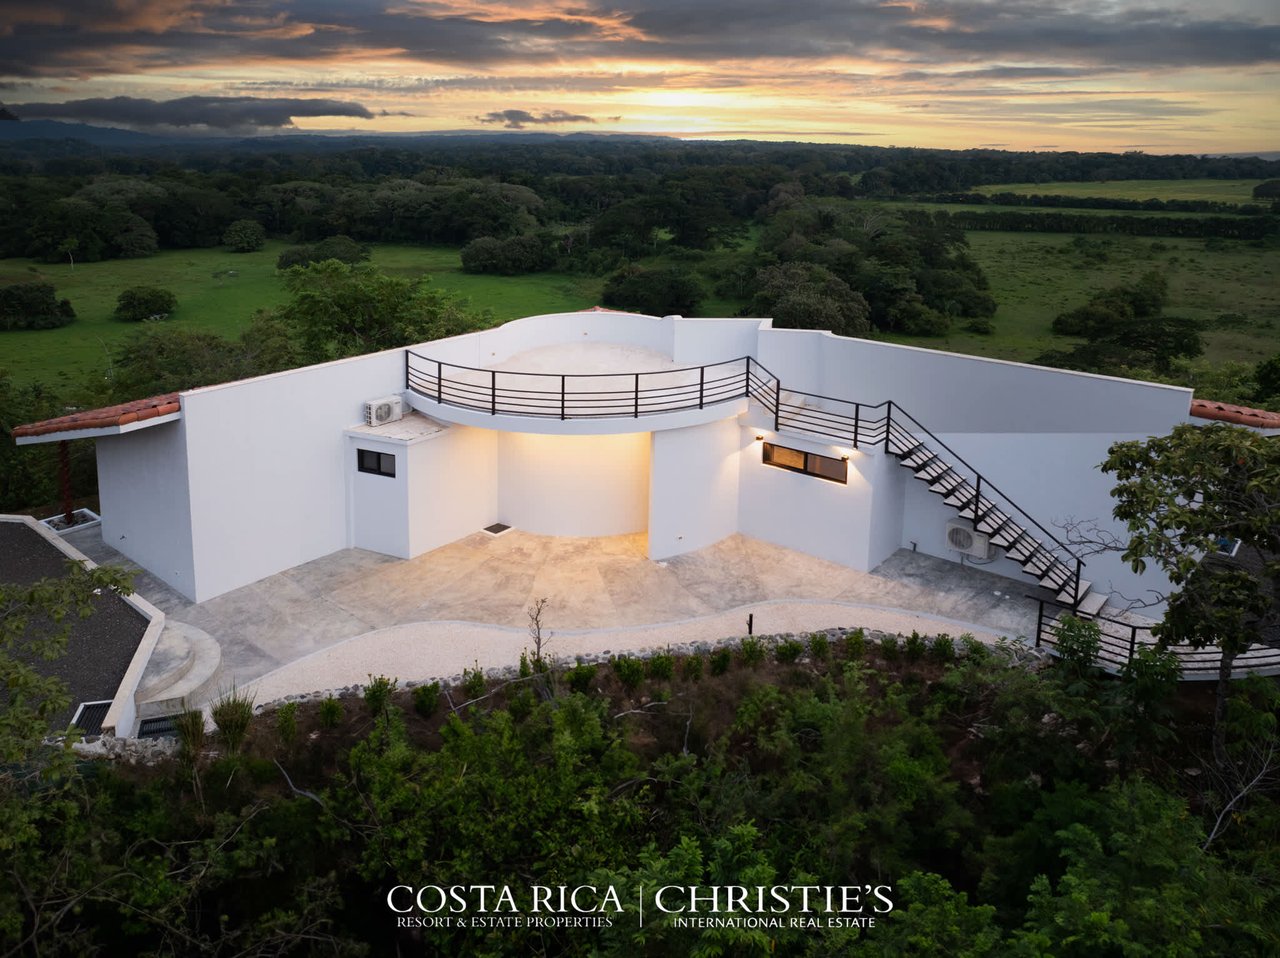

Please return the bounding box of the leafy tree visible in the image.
[275,234,370,269]
[0,282,75,331]
[1103,423,1280,763]
[1253,179,1280,199]
[0,373,65,510]
[222,217,266,252]
[601,265,704,316]
[460,233,553,275]
[750,262,871,337]
[1256,352,1280,401]
[277,260,480,363]
[112,285,176,323]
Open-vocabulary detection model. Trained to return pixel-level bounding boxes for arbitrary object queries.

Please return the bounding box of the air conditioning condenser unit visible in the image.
[364,396,404,426]
[946,520,994,559]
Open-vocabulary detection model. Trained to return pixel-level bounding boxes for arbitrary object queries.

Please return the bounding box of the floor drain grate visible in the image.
[483,523,512,536]
[71,700,112,736]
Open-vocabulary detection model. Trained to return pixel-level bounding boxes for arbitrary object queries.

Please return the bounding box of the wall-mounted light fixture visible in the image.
[755,434,764,441]
[841,454,850,461]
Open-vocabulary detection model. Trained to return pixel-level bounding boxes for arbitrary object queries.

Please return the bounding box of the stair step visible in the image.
[943,487,977,508]
[1055,578,1092,605]
[929,473,964,494]
[1040,566,1073,591]
[901,445,931,467]
[976,510,1012,535]
[1075,589,1109,618]
[1022,550,1057,576]
[990,521,1024,548]
[915,459,951,482]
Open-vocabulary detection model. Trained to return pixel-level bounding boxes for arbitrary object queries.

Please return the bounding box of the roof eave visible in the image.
[13,410,182,446]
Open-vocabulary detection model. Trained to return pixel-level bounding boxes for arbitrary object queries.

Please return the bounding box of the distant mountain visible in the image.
[0,119,162,146]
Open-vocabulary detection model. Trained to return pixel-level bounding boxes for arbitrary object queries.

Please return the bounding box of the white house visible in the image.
[16,309,1270,627]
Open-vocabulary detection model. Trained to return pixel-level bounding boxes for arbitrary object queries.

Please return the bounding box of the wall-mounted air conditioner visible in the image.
[946,519,994,559]
[364,396,404,426]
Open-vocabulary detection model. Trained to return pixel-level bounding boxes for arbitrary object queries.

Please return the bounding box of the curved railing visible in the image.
[405,350,751,419]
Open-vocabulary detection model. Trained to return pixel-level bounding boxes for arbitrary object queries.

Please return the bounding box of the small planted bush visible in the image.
[879,634,901,661]
[173,707,206,762]
[318,695,343,729]
[930,633,956,663]
[565,663,598,694]
[363,674,398,718]
[710,647,733,676]
[508,687,536,721]
[904,631,928,662]
[960,633,988,662]
[647,651,675,681]
[413,681,441,717]
[210,686,255,754]
[843,628,866,660]
[739,636,767,668]
[461,664,486,700]
[613,655,645,691]
[275,701,298,745]
[808,633,831,661]
[775,639,805,664]
[681,654,705,682]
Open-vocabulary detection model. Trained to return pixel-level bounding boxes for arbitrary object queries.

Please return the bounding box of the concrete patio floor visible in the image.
[64,526,1043,700]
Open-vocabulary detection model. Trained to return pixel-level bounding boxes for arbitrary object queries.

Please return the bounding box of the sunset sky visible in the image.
[0,0,1276,153]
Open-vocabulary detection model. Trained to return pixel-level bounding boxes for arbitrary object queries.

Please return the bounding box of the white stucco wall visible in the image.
[95,420,197,599]
[407,426,498,554]
[737,429,882,571]
[648,417,742,560]
[348,435,410,558]
[496,431,650,537]
[180,349,404,601]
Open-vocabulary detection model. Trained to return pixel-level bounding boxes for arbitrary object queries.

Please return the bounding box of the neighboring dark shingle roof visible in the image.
[12,393,180,439]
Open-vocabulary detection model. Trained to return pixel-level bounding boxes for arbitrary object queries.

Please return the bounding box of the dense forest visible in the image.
[5,603,1280,955]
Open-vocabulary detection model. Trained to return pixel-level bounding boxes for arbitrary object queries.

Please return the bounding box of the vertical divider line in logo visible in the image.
[639,885,644,928]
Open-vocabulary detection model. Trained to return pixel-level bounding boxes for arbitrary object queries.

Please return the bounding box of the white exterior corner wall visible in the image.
[497,431,650,537]
[738,429,885,571]
[406,425,498,555]
[180,348,405,601]
[648,416,742,560]
[347,432,410,558]
[95,420,197,599]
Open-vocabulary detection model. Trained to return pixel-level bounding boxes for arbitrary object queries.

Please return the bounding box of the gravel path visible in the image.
[245,599,1012,704]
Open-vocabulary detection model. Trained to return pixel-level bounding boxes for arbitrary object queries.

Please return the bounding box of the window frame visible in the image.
[356,447,396,478]
[762,441,847,484]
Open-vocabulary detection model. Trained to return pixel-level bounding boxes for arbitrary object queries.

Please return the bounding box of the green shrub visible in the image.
[114,286,177,323]
[613,655,645,691]
[775,639,805,664]
[879,634,901,660]
[843,629,866,659]
[518,651,532,678]
[508,687,536,721]
[960,633,988,662]
[318,695,343,729]
[413,682,441,717]
[930,633,956,663]
[710,647,733,676]
[275,701,298,745]
[173,708,206,762]
[223,218,266,253]
[0,281,75,330]
[808,633,831,661]
[565,663,598,694]
[739,636,767,668]
[681,654,705,681]
[647,651,675,681]
[904,631,928,662]
[210,686,255,754]
[363,674,398,718]
[461,664,486,700]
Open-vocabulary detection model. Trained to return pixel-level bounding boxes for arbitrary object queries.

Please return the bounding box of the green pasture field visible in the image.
[0,243,602,387]
[889,198,1240,219]
[973,179,1266,204]
[882,232,1280,366]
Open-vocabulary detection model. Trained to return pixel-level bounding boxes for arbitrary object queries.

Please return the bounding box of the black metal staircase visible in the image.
[745,358,1098,613]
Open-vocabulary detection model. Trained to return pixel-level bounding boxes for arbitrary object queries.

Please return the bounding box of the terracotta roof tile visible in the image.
[11,393,181,439]
[1190,399,1280,429]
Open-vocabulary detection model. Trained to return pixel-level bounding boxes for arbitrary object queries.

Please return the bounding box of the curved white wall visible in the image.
[497,432,650,537]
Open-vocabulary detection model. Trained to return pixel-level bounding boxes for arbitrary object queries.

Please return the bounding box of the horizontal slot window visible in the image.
[357,448,396,478]
[763,442,847,484]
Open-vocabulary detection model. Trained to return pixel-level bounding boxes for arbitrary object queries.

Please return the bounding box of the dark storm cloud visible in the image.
[475,109,596,129]
[0,0,1276,81]
[11,95,377,129]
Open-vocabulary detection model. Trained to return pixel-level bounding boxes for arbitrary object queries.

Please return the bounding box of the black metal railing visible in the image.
[406,351,750,420]
[1032,598,1280,679]
[405,347,1086,602]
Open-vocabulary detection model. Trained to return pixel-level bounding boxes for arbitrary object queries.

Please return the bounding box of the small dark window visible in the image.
[357,448,396,477]
[763,442,847,484]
